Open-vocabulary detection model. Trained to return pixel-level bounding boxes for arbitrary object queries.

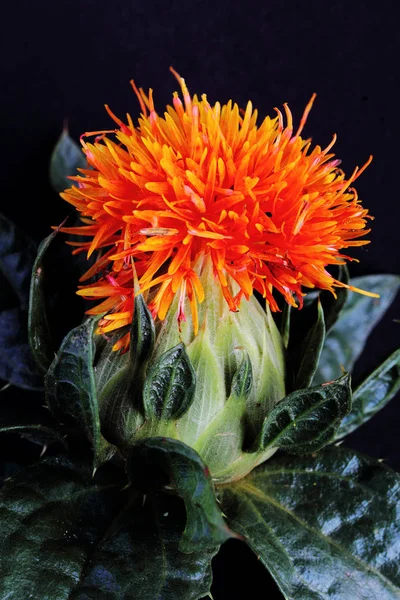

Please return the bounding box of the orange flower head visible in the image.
[61,69,374,351]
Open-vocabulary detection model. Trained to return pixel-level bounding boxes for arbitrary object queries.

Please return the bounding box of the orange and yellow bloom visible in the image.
[61,69,373,351]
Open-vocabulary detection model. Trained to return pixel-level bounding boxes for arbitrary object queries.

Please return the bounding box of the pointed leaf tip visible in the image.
[28,230,57,373]
[49,129,86,193]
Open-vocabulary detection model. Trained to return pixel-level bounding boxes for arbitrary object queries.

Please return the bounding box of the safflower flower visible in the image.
[61,68,374,353]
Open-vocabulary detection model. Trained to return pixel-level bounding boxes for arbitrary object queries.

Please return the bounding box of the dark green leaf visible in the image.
[28,230,57,373]
[143,343,196,420]
[294,298,326,389]
[130,292,155,370]
[0,214,43,390]
[127,437,232,552]
[336,348,400,440]
[320,264,349,332]
[0,458,215,599]
[0,423,66,450]
[49,128,87,193]
[220,446,400,599]
[260,374,352,454]
[314,275,400,384]
[45,318,103,464]
[71,492,217,600]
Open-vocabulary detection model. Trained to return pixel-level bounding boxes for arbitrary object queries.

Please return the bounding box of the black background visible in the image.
[1,1,399,598]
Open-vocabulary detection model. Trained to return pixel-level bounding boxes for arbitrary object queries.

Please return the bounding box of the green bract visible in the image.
[94,258,286,483]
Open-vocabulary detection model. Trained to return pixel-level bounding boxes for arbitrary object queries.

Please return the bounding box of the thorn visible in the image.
[92,466,98,478]
[40,444,48,457]
[335,440,344,446]
[0,382,11,392]
[142,494,146,506]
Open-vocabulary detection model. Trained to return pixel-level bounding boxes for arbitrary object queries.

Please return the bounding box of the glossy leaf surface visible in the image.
[260,374,352,454]
[336,348,400,440]
[45,318,103,464]
[221,447,400,599]
[314,274,400,384]
[0,458,216,600]
[127,437,232,552]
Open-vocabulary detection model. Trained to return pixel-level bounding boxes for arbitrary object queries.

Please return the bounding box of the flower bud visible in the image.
[95,257,286,484]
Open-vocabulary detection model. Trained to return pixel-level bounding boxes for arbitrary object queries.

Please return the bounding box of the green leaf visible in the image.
[143,343,196,420]
[314,275,400,385]
[0,423,66,450]
[336,348,400,440]
[0,214,43,390]
[45,318,103,465]
[28,230,57,373]
[127,437,233,552]
[71,492,217,600]
[320,264,349,332]
[0,458,216,600]
[220,446,400,600]
[49,128,87,193]
[294,298,326,389]
[130,292,155,371]
[260,374,352,454]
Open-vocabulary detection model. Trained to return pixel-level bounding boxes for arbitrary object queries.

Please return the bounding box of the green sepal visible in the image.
[260,373,352,454]
[126,437,233,553]
[130,292,155,372]
[49,128,87,193]
[0,457,216,599]
[220,446,400,599]
[143,342,196,420]
[0,213,43,390]
[314,274,400,385]
[336,347,400,440]
[294,297,326,389]
[192,352,253,478]
[28,230,57,373]
[45,318,107,466]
